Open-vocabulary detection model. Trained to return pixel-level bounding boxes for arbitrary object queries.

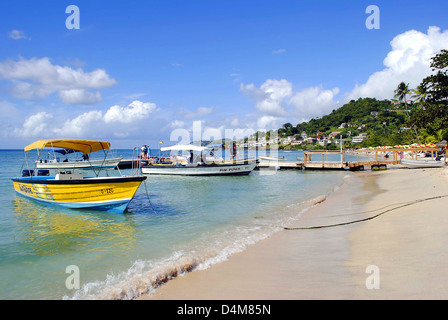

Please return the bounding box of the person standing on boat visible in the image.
[232,142,237,160]
[141,145,148,159]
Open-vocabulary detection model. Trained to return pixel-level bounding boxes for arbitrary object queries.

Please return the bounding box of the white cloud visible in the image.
[240,78,339,125]
[170,120,185,128]
[240,79,292,116]
[63,57,85,67]
[59,89,103,104]
[104,100,158,123]
[272,49,286,55]
[0,57,116,104]
[180,106,214,119]
[346,26,448,101]
[13,112,53,138]
[256,115,283,130]
[12,100,159,139]
[289,86,340,119]
[8,30,29,40]
[55,110,103,137]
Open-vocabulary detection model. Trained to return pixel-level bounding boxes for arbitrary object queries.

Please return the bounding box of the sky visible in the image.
[1,0,448,149]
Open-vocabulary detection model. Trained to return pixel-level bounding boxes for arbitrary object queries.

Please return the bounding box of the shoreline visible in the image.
[139,167,448,300]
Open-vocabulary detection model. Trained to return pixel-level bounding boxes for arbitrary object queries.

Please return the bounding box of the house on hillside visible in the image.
[306,137,317,144]
[352,133,367,143]
[329,132,341,139]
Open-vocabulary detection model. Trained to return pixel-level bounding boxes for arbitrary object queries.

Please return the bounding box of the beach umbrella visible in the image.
[436,140,447,148]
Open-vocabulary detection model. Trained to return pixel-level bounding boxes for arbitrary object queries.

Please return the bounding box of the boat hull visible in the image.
[400,159,446,168]
[141,162,257,176]
[11,176,146,213]
[35,158,122,170]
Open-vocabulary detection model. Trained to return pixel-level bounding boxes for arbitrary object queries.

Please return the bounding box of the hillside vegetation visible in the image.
[279,97,416,148]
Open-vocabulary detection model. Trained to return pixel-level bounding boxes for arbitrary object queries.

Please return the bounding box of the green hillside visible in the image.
[279,97,417,148]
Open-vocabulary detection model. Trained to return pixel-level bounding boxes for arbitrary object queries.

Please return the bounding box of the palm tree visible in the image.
[394,82,410,115]
[395,82,420,143]
[411,84,428,104]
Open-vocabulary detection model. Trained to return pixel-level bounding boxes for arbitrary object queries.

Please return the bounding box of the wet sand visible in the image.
[140,167,448,300]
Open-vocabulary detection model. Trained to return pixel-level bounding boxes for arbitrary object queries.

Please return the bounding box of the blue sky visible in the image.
[1,0,448,148]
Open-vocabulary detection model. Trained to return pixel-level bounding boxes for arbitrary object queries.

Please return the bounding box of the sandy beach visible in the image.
[140,166,448,300]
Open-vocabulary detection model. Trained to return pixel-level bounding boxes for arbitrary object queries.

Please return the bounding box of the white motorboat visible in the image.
[35,147,121,170]
[259,156,285,161]
[400,158,446,168]
[141,161,258,176]
[36,157,122,170]
[140,144,258,176]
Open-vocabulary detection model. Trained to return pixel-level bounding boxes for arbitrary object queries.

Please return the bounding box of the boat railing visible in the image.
[129,147,142,177]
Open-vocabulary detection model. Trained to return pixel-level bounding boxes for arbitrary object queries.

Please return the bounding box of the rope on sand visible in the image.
[284,194,448,230]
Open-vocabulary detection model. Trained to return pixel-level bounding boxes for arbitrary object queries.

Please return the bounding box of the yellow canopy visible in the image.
[24,139,111,154]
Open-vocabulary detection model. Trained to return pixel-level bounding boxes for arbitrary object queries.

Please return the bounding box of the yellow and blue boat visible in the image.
[11,139,146,213]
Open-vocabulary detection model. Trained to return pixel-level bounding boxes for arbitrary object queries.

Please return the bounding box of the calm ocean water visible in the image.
[0,148,357,299]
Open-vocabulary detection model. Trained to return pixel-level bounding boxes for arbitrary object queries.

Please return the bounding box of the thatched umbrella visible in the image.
[436,140,447,148]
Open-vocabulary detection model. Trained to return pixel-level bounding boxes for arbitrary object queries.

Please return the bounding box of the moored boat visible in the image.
[259,156,285,161]
[400,158,446,169]
[34,144,121,170]
[141,144,258,176]
[142,161,258,176]
[11,139,146,213]
[35,157,121,170]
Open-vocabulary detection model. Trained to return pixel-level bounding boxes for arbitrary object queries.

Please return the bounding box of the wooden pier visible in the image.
[257,160,303,170]
[303,150,346,170]
[118,147,444,172]
[303,147,444,171]
[347,147,442,171]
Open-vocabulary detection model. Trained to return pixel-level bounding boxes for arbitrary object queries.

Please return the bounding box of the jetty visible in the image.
[303,147,444,171]
[303,150,346,170]
[257,160,303,170]
[117,147,444,172]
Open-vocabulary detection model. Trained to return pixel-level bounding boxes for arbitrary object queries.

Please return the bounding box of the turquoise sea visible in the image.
[0,149,357,299]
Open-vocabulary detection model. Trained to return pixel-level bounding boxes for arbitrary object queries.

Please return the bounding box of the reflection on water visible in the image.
[12,196,137,257]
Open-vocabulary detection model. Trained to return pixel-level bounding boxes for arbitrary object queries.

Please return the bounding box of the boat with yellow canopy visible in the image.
[11,139,146,213]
